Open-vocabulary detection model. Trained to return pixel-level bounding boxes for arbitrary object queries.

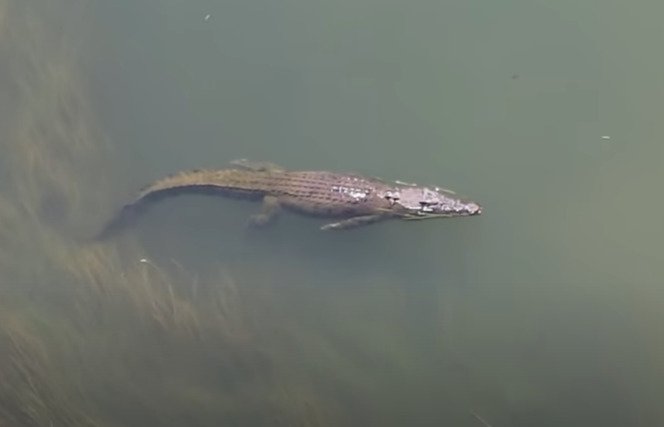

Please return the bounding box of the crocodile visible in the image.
[95,159,481,239]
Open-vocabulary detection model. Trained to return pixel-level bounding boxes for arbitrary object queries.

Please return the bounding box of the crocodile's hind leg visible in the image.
[230,159,286,172]
[247,195,281,227]
[320,214,387,231]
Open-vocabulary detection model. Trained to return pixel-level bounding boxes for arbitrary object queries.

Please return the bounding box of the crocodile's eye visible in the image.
[384,195,397,206]
[419,201,437,212]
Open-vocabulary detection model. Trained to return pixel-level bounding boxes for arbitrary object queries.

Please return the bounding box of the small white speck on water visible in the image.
[601,135,611,140]
[139,258,148,263]
[203,13,211,21]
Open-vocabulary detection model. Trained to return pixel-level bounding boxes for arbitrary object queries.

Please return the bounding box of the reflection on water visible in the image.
[1,0,663,426]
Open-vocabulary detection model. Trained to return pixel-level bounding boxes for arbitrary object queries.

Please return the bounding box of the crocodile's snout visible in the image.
[467,202,482,215]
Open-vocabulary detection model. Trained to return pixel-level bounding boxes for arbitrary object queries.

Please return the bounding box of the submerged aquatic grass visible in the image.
[0,2,342,425]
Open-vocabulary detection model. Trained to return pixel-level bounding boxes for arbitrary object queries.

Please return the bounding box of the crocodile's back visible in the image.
[95,167,393,239]
[274,171,392,217]
[133,169,390,210]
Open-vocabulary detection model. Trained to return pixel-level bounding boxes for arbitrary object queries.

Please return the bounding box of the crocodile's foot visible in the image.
[246,195,281,228]
[320,214,386,231]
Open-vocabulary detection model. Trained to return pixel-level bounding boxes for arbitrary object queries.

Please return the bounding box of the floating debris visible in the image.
[470,411,493,427]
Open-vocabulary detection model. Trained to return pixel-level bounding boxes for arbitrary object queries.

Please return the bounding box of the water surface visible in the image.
[1,0,663,425]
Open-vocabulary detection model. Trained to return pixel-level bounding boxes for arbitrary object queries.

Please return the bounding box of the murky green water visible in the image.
[1,0,663,425]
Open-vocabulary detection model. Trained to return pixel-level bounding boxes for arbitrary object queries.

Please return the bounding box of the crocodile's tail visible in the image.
[93,168,263,240]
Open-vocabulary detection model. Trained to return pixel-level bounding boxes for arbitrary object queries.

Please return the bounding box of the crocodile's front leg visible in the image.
[320,214,387,231]
[247,195,281,227]
[230,158,285,173]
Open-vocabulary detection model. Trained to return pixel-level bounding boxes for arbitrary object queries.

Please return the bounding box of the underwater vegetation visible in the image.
[0,2,348,425]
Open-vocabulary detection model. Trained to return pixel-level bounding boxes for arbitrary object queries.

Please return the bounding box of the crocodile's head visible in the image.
[385,186,482,219]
